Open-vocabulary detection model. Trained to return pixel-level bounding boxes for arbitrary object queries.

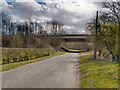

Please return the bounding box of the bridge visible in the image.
[38,34,92,50]
[61,34,92,50]
[61,34,89,42]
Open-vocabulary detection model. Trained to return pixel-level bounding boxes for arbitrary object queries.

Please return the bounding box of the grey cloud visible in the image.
[2,0,102,34]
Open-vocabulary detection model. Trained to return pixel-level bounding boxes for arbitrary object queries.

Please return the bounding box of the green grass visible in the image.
[1,52,65,72]
[79,55,118,88]
[2,48,56,65]
[69,49,83,52]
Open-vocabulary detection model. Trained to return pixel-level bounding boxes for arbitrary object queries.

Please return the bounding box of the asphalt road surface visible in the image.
[2,53,80,88]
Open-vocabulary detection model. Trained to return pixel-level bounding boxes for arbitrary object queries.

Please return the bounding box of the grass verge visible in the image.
[79,55,118,88]
[1,52,65,72]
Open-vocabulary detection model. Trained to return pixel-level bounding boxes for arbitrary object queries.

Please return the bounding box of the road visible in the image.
[2,53,80,88]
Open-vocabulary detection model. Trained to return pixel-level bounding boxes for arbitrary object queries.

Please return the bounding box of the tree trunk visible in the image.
[104,41,117,62]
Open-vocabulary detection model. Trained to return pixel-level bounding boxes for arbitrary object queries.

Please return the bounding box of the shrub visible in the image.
[2,48,55,64]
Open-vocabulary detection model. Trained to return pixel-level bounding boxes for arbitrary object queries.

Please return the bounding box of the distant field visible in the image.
[1,51,65,72]
[2,48,57,65]
[1,48,65,71]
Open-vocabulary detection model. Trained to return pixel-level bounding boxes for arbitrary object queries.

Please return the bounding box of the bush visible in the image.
[2,48,54,65]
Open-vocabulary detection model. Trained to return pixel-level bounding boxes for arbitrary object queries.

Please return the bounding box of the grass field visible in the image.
[2,48,57,65]
[1,51,65,72]
[79,55,118,88]
[1,48,65,71]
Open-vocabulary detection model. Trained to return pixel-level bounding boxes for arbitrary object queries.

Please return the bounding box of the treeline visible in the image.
[2,12,65,49]
[86,1,120,62]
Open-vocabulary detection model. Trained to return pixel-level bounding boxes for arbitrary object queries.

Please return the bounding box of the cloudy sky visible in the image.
[0,0,103,34]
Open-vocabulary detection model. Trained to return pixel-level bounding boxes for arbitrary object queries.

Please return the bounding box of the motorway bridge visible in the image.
[61,34,92,50]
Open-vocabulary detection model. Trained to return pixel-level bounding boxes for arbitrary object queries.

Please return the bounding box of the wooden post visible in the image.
[118,25,120,63]
[94,11,98,60]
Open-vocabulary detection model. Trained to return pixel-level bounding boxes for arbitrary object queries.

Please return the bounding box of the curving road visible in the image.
[2,53,80,88]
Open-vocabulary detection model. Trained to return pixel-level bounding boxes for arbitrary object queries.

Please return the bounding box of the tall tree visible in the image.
[102,1,120,60]
[47,20,65,50]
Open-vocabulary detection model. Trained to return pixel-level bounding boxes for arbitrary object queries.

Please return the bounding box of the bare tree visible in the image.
[102,1,120,60]
[47,20,65,50]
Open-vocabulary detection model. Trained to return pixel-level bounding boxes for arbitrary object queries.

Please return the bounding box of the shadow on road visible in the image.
[61,46,86,53]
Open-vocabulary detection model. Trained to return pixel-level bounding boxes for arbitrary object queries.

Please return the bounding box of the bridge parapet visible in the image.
[61,34,92,50]
[61,34,90,42]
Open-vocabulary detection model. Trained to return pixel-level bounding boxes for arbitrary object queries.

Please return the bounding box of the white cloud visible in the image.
[1,0,102,34]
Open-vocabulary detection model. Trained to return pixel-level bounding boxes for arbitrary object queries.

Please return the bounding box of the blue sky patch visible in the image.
[5,0,16,5]
[35,0,46,5]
